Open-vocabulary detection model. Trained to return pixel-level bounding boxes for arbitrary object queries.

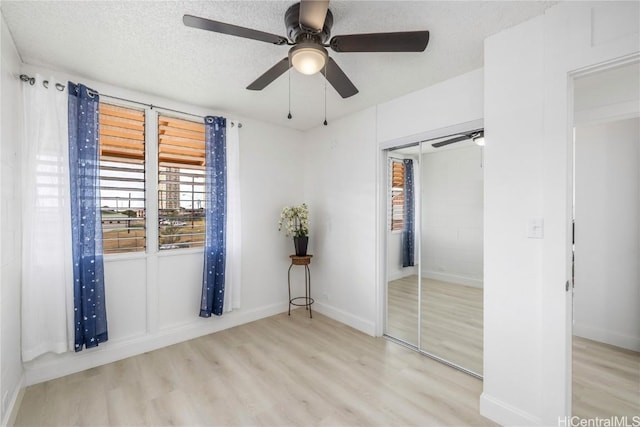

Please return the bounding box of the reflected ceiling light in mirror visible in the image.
[473,132,485,146]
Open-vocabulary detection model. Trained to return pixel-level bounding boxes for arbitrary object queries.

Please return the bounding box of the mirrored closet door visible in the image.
[385,131,485,377]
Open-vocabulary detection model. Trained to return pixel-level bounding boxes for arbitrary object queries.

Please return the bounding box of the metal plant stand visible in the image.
[288,255,313,318]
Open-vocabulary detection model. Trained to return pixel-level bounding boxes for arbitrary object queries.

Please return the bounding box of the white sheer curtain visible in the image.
[21,75,73,361]
[224,122,241,311]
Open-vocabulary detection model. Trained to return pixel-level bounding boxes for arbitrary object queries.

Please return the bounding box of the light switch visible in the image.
[527,218,544,239]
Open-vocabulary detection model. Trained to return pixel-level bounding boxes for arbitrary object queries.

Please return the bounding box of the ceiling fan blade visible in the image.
[324,57,358,99]
[299,0,330,33]
[431,135,471,148]
[183,14,288,45]
[247,58,292,91]
[330,31,429,53]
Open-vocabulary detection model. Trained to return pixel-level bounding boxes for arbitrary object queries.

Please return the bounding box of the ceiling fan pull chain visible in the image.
[287,56,293,120]
[323,64,328,126]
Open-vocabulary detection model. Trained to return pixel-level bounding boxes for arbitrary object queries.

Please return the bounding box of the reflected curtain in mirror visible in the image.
[402,159,415,267]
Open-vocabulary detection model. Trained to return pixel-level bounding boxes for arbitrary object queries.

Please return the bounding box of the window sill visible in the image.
[103,246,205,262]
[157,247,204,257]
[103,252,147,262]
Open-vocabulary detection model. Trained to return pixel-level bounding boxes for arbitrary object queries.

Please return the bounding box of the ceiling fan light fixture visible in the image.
[289,43,327,75]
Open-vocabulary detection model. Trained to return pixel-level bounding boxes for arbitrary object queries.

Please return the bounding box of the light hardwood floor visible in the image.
[387,276,483,375]
[572,336,640,419]
[387,277,640,419]
[15,312,495,426]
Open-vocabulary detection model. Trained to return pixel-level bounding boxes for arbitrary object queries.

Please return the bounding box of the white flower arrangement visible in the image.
[278,203,309,238]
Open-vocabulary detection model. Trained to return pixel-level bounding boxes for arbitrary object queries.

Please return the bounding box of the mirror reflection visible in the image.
[385,131,484,376]
[386,145,419,346]
[419,135,484,376]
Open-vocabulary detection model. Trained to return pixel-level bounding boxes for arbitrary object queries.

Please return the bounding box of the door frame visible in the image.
[566,54,640,415]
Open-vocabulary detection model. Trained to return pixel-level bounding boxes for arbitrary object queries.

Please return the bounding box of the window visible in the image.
[390,159,405,231]
[97,105,213,254]
[98,103,146,254]
[158,115,206,250]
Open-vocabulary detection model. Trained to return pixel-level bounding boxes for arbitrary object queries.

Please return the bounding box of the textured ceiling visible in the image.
[1,1,556,131]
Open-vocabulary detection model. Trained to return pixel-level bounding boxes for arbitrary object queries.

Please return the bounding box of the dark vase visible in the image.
[293,236,309,256]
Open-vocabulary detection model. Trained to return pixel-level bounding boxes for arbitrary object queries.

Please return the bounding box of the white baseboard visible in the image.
[387,266,418,281]
[23,302,289,386]
[313,301,376,336]
[22,301,377,386]
[422,270,483,288]
[480,392,541,426]
[573,324,640,352]
[2,374,24,427]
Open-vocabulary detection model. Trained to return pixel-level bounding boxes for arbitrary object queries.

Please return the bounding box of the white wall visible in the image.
[303,107,379,334]
[376,69,484,146]
[0,13,25,425]
[574,117,639,351]
[387,231,409,281]
[303,68,484,336]
[482,2,639,425]
[574,62,640,125]
[422,145,483,287]
[15,62,306,385]
[238,119,309,311]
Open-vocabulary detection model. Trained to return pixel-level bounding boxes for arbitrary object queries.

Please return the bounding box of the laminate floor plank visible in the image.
[15,312,494,427]
[572,336,640,420]
[387,276,483,374]
[15,312,638,426]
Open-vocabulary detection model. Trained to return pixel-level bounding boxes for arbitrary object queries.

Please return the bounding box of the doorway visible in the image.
[572,61,640,418]
[385,129,485,377]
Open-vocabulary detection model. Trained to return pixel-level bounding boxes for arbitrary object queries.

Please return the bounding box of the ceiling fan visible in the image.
[183,0,430,99]
[431,130,485,148]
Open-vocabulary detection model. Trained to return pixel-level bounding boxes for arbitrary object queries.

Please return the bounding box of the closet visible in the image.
[385,131,484,377]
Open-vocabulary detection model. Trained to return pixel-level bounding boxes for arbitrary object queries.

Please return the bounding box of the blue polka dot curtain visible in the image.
[402,159,415,267]
[68,82,108,351]
[200,116,227,317]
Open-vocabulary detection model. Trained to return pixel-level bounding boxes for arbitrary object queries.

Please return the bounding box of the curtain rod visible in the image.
[20,73,66,91]
[388,156,415,161]
[19,73,242,128]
